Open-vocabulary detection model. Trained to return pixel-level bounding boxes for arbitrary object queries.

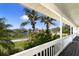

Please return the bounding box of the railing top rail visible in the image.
[11,38,61,56]
[11,34,76,56]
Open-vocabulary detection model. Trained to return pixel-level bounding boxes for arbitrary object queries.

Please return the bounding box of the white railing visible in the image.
[11,34,76,56]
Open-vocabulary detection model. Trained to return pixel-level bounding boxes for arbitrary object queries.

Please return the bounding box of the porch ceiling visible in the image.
[55,3,79,27]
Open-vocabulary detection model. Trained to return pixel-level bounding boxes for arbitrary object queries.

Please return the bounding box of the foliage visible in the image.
[24,31,54,49]
[41,16,56,34]
[52,27,60,33]
[62,24,70,35]
[52,34,60,40]
[21,9,40,32]
[11,29,28,39]
[0,18,15,55]
[0,9,61,55]
[9,48,24,55]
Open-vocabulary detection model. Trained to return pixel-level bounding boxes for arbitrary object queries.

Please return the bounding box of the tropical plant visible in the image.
[0,18,15,55]
[21,9,40,32]
[24,31,53,50]
[41,16,56,34]
[62,24,70,35]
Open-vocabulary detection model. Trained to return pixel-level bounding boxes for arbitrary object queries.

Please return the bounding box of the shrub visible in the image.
[52,34,60,40]
[9,48,24,55]
[24,31,53,49]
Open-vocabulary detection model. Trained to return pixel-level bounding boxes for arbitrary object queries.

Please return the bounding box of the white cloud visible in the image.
[21,15,29,21]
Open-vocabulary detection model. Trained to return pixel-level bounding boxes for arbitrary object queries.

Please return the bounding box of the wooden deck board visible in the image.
[59,36,79,56]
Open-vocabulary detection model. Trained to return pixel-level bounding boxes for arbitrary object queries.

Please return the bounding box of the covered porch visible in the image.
[11,3,79,56]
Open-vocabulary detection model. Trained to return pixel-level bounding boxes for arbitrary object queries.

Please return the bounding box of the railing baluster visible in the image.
[40,52,42,56]
[46,48,48,56]
[43,50,45,56]
[50,47,52,56]
[49,47,50,56]
[45,49,47,56]
[53,46,55,56]
[42,51,43,56]
[47,48,49,56]
[51,46,53,56]
[38,53,40,56]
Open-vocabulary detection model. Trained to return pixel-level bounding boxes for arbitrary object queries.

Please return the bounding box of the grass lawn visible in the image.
[14,41,26,50]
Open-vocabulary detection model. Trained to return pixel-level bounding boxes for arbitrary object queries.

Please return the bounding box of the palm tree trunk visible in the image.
[46,23,49,34]
[32,22,35,32]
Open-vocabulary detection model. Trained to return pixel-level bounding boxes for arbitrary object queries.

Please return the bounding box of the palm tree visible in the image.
[0,18,12,29]
[0,18,14,55]
[21,9,40,32]
[41,16,56,34]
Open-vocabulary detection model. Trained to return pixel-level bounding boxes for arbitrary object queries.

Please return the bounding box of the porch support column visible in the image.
[70,26,72,35]
[60,16,62,39]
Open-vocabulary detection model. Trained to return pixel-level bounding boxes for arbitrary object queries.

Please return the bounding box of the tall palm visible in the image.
[41,16,56,34]
[21,9,40,32]
[0,18,14,54]
[0,18,12,29]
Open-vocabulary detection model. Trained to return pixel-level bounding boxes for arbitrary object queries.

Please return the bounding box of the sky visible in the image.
[0,3,60,30]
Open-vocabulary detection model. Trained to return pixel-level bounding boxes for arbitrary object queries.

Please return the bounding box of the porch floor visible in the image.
[59,36,79,56]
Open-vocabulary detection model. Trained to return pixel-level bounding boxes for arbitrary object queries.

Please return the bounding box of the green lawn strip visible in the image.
[14,41,26,49]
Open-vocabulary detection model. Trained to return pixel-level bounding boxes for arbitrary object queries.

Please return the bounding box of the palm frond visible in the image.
[24,8,31,14]
[21,21,30,26]
[5,24,12,28]
[50,22,56,25]
[0,18,6,23]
